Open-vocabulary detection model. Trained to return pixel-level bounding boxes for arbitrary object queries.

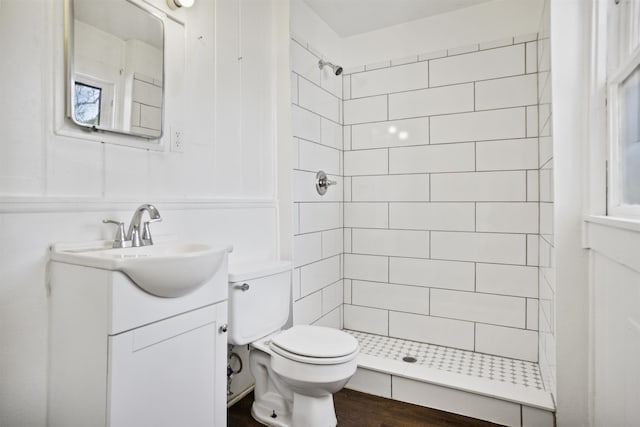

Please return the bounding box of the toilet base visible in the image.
[292,393,337,427]
[251,392,337,427]
[251,395,292,427]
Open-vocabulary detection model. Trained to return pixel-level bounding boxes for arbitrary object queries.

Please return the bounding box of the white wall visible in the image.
[290,0,343,67]
[579,1,640,426]
[587,220,640,426]
[340,0,544,69]
[213,0,277,198]
[549,0,591,425]
[0,0,280,425]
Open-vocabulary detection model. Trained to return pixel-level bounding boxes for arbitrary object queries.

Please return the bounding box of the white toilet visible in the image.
[228,261,359,427]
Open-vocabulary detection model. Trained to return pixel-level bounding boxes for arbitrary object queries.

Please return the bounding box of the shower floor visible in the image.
[343,329,555,426]
[346,330,544,390]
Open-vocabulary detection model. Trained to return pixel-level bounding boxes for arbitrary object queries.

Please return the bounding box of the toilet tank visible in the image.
[227,261,292,345]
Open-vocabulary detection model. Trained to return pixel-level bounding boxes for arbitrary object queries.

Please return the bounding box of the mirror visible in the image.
[67,0,164,139]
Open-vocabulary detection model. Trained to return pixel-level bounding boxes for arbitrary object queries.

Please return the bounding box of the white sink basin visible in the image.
[51,240,232,298]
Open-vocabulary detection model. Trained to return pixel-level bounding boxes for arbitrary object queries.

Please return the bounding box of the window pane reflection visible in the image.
[620,65,640,204]
[74,81,101,126]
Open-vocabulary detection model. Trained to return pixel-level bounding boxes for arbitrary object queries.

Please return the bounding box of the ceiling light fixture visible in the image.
[167,0,195,9]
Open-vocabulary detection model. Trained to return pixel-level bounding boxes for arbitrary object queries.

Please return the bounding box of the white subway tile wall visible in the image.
[537,0,556,395]
[292,34,544,364]
[351,62,429,99]
[351,117,429,149]
[291,39,344,328]
[341,35,541,363]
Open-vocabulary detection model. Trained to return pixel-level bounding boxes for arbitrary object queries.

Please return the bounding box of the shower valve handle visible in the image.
[315,170,337,196]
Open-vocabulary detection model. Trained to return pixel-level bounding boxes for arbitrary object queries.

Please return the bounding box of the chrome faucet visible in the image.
[103,204,162,248]
[127,204,162,247]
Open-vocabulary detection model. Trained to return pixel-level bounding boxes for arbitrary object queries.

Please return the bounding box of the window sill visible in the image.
[584,215,640,233]
[584,215,640,273]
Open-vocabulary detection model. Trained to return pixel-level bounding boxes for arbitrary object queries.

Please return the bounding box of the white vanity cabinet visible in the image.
[48,259,229,427]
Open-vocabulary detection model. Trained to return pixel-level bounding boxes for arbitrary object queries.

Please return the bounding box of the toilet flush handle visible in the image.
[233,283,250,291]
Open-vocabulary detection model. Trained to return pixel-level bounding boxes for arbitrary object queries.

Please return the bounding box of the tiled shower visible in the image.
[290,10,555,395]
[341,37,541,364]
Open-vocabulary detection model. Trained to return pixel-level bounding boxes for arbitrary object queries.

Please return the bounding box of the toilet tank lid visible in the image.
[228,260,292,282]
[271,325,359,358]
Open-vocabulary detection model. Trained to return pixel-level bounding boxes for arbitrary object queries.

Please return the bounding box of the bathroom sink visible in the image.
[51,240,231,298]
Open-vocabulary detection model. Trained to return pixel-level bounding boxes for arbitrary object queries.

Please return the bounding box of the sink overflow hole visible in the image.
[402,356,417,363]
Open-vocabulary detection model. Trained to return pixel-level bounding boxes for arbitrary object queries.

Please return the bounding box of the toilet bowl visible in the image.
[250,325,358,427]
[227,261,359,427]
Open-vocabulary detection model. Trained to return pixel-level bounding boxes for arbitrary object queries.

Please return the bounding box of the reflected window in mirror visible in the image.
[74,82,101,126]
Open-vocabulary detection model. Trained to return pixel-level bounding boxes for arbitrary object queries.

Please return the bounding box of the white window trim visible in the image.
[606,1,640,219]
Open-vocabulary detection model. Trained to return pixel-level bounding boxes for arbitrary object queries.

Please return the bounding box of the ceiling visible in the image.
[301,0,495,37]
[74,0,163,49]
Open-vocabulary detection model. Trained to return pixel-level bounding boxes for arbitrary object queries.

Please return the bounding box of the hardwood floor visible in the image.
[227,388,500,427]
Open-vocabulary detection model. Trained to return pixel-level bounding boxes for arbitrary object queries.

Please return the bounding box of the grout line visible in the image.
[349,123,353,152]
[345,305,532,331]
[474,142,477,172]
[387,202,390,229]
[474,202,477,232]
[347,251,532,268]
[342,225,534,236]
[473,81,476,111]
[294,103,343,127]
[344,266,534,299]
[473,262,477,292]
[342,40,531,78]
[473,322,477,352]
[387,94,390,121]
[336,168,530,176]
[295,68,342,101]
[345,72,531,102]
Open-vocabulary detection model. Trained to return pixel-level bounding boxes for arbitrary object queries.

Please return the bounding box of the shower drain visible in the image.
[402,356,417,363]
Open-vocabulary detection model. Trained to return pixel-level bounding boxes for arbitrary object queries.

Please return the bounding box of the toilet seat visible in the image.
[269,325,359,365]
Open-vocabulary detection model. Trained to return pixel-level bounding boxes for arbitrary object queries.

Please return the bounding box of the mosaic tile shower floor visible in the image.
[345,330,545,391]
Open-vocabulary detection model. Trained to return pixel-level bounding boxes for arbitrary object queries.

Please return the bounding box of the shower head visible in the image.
[318,59,343,76]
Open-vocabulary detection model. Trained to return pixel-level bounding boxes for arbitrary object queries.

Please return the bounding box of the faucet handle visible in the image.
[141,221,155,245]
[102,219,128,248]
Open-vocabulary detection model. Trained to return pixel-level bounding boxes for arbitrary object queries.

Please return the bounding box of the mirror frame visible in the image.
[64,0,166,140]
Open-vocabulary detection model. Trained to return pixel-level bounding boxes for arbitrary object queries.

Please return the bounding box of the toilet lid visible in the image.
[270,325,358,358]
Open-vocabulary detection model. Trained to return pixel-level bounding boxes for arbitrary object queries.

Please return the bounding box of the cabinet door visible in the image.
[107,303,227,427]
